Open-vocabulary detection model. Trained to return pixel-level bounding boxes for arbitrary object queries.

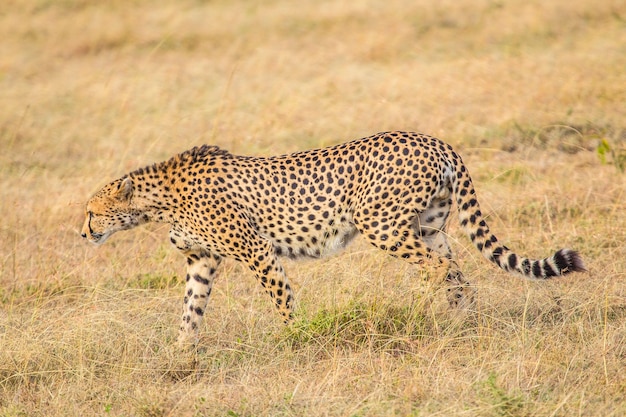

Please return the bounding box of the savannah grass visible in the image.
[1,0,625,416]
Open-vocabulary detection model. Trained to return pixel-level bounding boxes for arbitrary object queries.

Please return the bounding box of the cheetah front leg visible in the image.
[243,239,295,324]
[178,249,222,346]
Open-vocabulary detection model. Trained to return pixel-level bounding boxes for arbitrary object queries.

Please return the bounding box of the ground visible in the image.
[0,0,625,416]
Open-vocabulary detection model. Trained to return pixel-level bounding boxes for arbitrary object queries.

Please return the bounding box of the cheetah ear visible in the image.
[114,177,133,201]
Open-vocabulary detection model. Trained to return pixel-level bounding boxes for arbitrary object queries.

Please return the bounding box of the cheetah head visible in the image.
[81,177,144,245]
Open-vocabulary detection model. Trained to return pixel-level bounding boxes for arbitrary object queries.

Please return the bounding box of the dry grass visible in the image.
[1,0,625,416]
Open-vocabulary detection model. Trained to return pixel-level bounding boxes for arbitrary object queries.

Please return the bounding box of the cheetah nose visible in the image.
[81,232,87,239]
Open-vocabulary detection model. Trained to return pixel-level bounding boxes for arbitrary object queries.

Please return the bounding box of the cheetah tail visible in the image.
[451,161,586,279]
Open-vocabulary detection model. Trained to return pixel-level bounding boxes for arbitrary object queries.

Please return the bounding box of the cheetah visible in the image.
[81,131,585,345]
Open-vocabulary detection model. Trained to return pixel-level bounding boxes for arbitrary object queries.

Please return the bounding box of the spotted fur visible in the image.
[82,131,585,344]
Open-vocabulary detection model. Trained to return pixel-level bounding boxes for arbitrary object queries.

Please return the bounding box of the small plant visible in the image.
[596,138,626,172]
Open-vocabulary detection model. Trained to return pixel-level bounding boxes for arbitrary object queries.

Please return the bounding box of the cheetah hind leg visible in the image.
[177,250,222,347]
[414,197,476,310]
[442,263,475,310]
[355,217,473,311]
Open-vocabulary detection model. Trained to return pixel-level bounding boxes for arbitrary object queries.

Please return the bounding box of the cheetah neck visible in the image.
[126,170,180,225]
[125,146,228,226]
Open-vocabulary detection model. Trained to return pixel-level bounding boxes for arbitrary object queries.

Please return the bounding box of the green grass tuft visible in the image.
[286,299,430,354]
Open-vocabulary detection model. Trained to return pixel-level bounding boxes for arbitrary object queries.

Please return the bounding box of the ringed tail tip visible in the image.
[555,248,586,275]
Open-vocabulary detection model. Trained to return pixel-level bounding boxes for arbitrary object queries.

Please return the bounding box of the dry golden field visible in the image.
[1,0,625,416]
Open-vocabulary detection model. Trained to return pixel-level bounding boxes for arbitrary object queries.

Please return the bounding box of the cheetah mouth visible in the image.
[85,232,110,245]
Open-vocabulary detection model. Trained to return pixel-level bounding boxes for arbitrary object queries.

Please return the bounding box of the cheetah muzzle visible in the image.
[81,131,586,346]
